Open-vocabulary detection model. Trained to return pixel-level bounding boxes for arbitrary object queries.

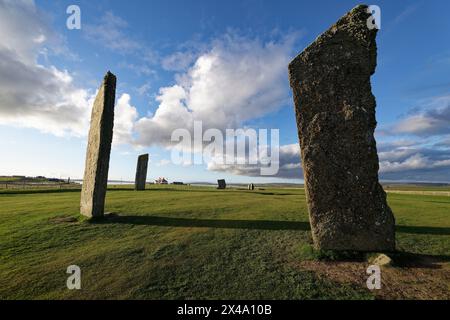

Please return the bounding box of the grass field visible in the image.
[0,185,448,300]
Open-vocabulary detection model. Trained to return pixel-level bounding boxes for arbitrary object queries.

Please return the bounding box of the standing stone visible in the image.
[288,5,395,251]
[80,71,116,218]
[248,183,255,190]
[217,179,226,189]
[135,154,149,190]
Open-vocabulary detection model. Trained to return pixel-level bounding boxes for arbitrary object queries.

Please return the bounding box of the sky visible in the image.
[1,0,450,183]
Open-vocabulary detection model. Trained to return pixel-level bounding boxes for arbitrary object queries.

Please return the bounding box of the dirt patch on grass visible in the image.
[294,255,450,300]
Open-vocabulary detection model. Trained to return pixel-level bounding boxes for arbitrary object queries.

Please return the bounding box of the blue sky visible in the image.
[1,0,450,183]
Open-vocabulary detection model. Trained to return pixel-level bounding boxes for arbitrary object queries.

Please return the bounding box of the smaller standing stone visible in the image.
[217,179,226,189]
[135,154,149,191]
[248,183,255,190]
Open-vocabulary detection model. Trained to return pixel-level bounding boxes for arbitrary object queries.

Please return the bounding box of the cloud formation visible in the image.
[393,95,450,136]
[84,11,159,75]
[0,1,137,143]
[135,32,299,147]
[113,94,138,145]
[84,11,141,54]
[162,51,197,72]
[1,1,448,182]
[0,0,92,136]
[375,139,450,181]
[207,143,302,179]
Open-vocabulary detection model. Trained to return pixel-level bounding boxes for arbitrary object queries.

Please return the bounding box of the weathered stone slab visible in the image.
[288,5,395,251]
[80,71,116,218]
[135,153,149,190]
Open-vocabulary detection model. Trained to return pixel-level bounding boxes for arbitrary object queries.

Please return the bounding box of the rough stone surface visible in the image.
[80,72,116,218]
[217,179,226,189]
[288,5,395,251]
[135,153,149,190]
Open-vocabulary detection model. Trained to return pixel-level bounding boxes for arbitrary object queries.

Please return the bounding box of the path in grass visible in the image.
[0,186,448,299]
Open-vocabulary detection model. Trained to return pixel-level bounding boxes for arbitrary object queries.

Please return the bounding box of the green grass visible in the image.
[383,184,450,192]
[0,177,21,182]
[0,186,448,299]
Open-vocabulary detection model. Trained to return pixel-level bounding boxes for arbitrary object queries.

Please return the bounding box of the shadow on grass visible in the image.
[252,192,296,196]
[391,251,450,268]
[107,187,221,193]
[106,188,299,196]
[396,225,450,236]
[0,186,301,196]
[93,215,312,231]
[0,188,81,195]
[90,215,450,266]
[92,214,450,236]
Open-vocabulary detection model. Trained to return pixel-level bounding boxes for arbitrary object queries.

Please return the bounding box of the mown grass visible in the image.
[0,186,448,299]
[383,184,450,192]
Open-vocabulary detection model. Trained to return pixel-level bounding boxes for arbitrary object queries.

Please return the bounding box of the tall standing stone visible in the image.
[80,71,116,218]
[288,5,395,251]
[135,154,149,190]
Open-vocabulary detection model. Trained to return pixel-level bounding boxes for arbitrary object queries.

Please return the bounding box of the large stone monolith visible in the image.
[135,154,149,190]
[80,71,116,218]
[288,5,395,251]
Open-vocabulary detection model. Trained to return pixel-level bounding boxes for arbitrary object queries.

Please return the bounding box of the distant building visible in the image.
[155,177,168,184]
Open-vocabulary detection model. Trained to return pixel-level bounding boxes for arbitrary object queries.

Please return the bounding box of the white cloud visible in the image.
[207,143,301,179]
[157,159,171,167]
[393,95,450,136]
[162,51,197,71]
[379,153,429,173]
[84,11,159,76]
[119,62,156,76]
[135,32,299,147]
[375,137,450,181]
[0,0,93,136]
[378,147,417,162]
[84,11,141,54]
[135,85,194,146]
[0,1,136,142]
[136,82,152,96]
[395,114,441,135]
[113,94,138,145]
[379,153,450,174]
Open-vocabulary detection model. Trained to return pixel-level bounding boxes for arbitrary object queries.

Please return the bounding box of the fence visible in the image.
[0,182,82,191]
